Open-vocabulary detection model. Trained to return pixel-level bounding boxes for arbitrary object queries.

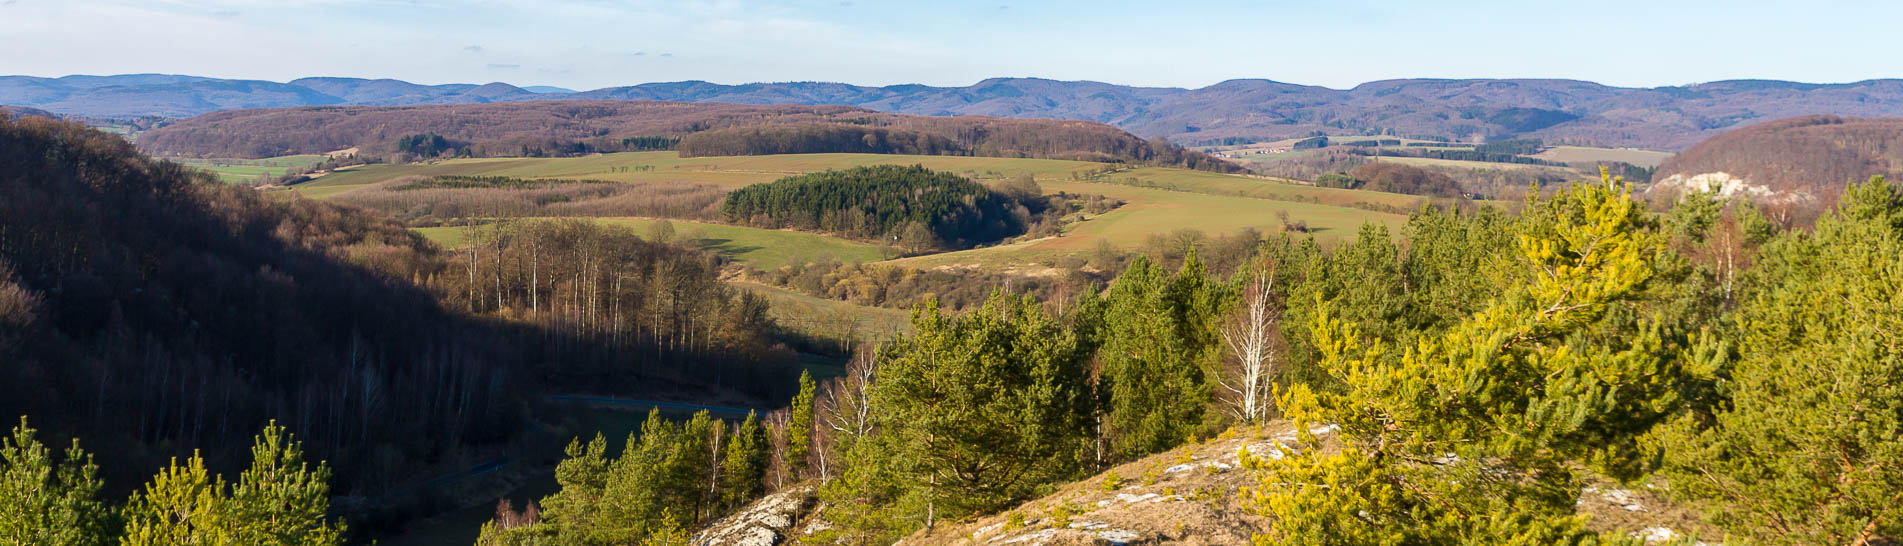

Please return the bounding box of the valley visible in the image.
[5,3,1902,543]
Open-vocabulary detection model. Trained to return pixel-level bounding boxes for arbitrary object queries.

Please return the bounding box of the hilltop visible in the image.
[133,100,1236,171]
[1651,115,1903,205]
[11,74,1903,149]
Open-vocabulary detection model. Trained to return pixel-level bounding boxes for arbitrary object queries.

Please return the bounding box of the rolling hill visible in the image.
[134,101,1233,171]
[1650,115,1903,205]
[11,74,1903,149]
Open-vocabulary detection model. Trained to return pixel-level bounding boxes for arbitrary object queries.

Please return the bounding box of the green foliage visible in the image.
[0,417,112,546]
[818,292,1096,536]
[396,132,460,157]
[789,371,816,480]
[120,454,226,546]
[226,422,345,545]
[1247,173,1684,542]
[488,410,742,545]
[720,412,769,511]
[1653,176,1903,543]
[721,164,1028,249]
[620,136,680,151]
[1097,252,1231,459]
[121,423,343,546]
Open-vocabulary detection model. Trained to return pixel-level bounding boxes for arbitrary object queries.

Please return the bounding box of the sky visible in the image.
[1,0,1898,91]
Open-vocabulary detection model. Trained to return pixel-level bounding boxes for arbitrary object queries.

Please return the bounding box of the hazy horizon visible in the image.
[3,0,1899,91]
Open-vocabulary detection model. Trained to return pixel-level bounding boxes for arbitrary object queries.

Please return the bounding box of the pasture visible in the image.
[885,178,1411,271]
[734,281,912,345]
[413,217,892,270]
[176,154,325,184]
[1528,145,1675,168]
[301,152,1419,272]
[292,152,1106,198]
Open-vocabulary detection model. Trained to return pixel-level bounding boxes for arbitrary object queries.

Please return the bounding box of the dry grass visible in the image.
[1530,146,1676,168]
[909,422,1318,545]
[330,176,727,220]
[906,422,1724,545]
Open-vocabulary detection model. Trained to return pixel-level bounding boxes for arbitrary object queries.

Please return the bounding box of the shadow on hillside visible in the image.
[697,237,764,257]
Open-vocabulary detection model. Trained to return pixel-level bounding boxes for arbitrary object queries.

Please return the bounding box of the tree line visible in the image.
[1314,162,1468,198]
[677,124,964,157]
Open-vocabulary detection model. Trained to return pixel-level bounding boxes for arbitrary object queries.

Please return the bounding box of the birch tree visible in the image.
[1219,261,1278,424]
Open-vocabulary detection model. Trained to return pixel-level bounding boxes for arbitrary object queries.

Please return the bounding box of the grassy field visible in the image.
[884,178,1410,270]
[413,217,893,269]
[293,152,1107,198]
[176,155,326,184]
[1378,155,1578,173]
[304,152,1417,272]
[1528,145,1675,168]
[735,281,912,342]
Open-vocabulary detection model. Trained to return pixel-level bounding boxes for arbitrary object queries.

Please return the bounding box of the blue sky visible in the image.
[1,0,1896,90]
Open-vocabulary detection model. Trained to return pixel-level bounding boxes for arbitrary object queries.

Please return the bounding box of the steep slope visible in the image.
[1650,115,1903,204]
[0,111,528,493]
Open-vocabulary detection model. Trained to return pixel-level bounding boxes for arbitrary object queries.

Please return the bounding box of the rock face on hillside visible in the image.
[900,421,1719,546]
[904,422,1322,545]
[1650,115,1903,206]
[693,485,818,546]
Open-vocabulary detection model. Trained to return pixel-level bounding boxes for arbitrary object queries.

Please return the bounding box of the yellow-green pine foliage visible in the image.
[120,423,344,546]
[120,453,226,546]
[1247,171,1685,543]
[0,417,113,546]
[1656,176,1903,542]
[226,422,345,545]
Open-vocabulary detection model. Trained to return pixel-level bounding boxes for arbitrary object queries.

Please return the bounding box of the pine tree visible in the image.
[1098,252,1228,459]
[871,293,1096,522]
[121,423,344,546]
[1245,172,1685,542]
[225,422,345,545]
[120,453,225,546]
[787,371,816,480]
[536,433,610,540]
[719,412,768,511]
[0,417,113,546]
[1655,176,1903,543]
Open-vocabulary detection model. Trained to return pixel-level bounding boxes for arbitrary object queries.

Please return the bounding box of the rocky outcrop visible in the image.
[693,484,818,546]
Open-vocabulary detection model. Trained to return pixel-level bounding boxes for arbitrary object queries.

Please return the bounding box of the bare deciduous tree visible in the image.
[1220,264,1279,423]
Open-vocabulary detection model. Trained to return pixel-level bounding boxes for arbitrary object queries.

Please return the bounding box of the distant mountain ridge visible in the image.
[8,73,1903,149]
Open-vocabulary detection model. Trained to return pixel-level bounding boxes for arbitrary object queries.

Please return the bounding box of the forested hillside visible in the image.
[1653,115,1903,206]
[17,74,1903,149]
[0,113,798,540]
[469,169,1903,544]
[135,101,1239,172]
[721,165,1031,251]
